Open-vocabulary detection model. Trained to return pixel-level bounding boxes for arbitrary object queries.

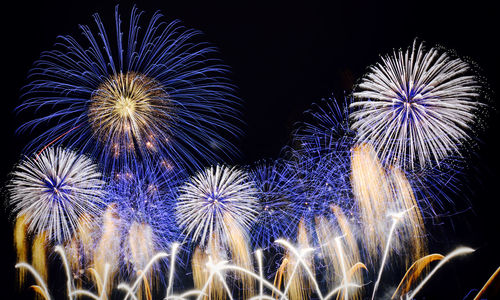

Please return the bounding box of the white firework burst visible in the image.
[351,40,481,169]
[8,147,105,243]
[176,165,258,247]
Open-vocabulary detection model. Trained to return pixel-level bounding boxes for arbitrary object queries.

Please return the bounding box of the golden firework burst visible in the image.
[88,72,172,157]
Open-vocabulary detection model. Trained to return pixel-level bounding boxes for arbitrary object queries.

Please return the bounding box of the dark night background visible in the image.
[1,1,498,299]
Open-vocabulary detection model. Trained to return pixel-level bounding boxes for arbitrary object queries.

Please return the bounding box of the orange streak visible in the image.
[474,266,500,300]
[391,254,444,299]
[37,124,82,157]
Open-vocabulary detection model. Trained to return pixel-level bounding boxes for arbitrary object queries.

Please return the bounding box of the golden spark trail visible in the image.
[407,247,475,299]
[192,237,225,300]
[14,214,28,289]
[351,143,392,260]
[127,222,155,300]
[65,237,81,291]
[391,254,444,298]
[351,143,427,265]
[474,266,500,300]
[331,206,364,300]
[223,213,255,299]
[280,220,315,300]
[32,231,49,285]
[92,204,122,298]
[387,166,426,263]
[77,213,97,266]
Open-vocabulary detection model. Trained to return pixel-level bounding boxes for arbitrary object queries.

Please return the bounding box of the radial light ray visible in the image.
[17,6,242,175]
[8,147,105,244]
[351,40,481,169]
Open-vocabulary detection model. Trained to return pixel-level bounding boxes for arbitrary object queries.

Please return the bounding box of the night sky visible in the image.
[1,1,499,299]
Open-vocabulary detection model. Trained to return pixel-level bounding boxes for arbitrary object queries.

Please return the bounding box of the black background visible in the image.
[1,1,499,299]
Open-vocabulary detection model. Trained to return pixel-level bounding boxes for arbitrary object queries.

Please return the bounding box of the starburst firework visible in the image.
[249,160,300,249]
[176,165,258,247]
[285,97,355,221]
[18,6,241,174]
[7,147,105,243]
[351,40,481,169]
[107,167,182,268]
[177,165,258,298]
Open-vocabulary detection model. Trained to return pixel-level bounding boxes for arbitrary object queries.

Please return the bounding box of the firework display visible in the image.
[351,41,481,169]
[7,147,105,243]
[17,6,241,175]
[176,165,258,248]
[3,5,498,300]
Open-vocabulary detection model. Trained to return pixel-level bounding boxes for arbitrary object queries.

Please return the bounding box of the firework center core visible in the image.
[88,72,171,151]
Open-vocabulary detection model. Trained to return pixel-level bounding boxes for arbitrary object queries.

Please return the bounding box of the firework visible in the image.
[108,167,181,264]
[92,204,122,297]
[285,96,355,222]
[17,6,241,175]
[392,253,444,298]
[284,150,353,223]
[7,147,105,244]
[315,207,365,300]
[32,231,49,284]
[249,160,300,249]
[275,224,316,300]
[293,96,355,157]
[12,232,482,300]
[93,167,182,298]
[177,165,258,298]
[350,143,426,264]
[351,40,481,169]
[13,214,28,288]
[176,165,258,248]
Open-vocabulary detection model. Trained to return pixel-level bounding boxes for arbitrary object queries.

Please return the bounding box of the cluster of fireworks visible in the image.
[4,6,497,300]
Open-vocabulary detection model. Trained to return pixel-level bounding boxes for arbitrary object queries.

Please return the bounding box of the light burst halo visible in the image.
[176,165,259,249]
[351,40,482,169]
[17,5,242,175]
[7,147,105,244]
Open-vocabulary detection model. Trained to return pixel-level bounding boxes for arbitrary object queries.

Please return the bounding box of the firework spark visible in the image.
[32,231,49,284]
[177,165,258,298]
[350,143,427,264]
[108,167,181,265]
[12,232,478,300]
[249,160,300,249]
[7,147,105,244]
[17,6,241,174]
[315,207,364,300]
[285,96,355,223]
[92,204,122,297]
[351,40,481,169]
[14,214,28,288]
[176,165,258,247]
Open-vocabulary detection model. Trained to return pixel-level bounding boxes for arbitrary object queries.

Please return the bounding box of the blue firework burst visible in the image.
[17,6,241,175]
[285,96,355,222]
[293,96,355,157]
[249,160,301,249]
[106,166,183,258]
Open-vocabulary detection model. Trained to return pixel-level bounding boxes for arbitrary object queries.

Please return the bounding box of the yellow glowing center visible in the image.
[114,96,136,118]
[88,72,171,152]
